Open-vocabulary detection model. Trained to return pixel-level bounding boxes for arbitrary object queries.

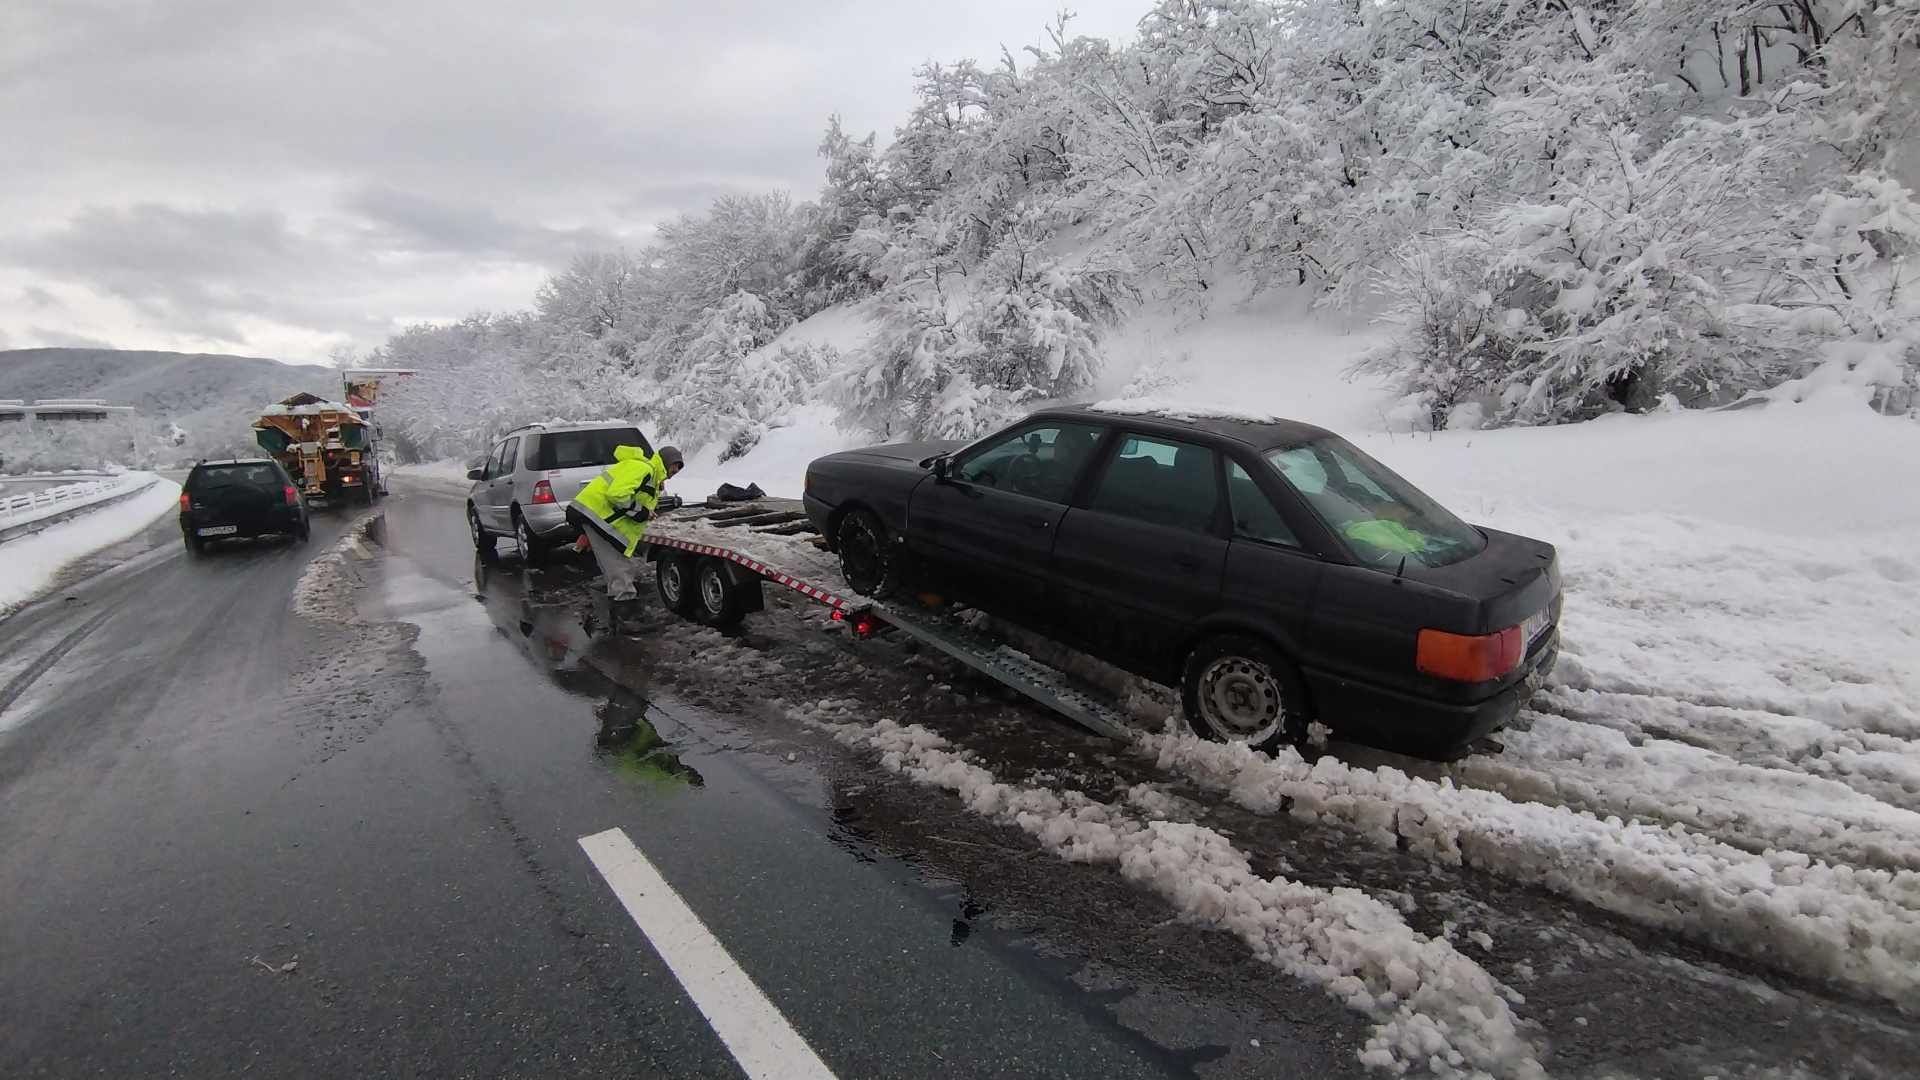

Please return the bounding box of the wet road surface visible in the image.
[5,480,1916,1079]
[0,485,1355,1078]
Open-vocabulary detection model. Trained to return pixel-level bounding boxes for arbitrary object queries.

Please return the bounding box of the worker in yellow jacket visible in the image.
[566,443,683,615]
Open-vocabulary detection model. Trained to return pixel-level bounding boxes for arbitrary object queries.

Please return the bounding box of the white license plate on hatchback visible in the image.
[197,525,238,536]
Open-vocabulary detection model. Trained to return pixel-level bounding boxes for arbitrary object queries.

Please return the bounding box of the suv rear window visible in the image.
[1267,436,1484,567]
[191,464,281,490]
[531,427,648,471]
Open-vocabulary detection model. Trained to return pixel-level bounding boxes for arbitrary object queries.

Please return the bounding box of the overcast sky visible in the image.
[0,0,1142,364]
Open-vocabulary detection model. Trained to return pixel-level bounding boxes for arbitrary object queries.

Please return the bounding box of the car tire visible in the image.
[692,557,744,628]
[297,520,311,543]
[836,509,899,598]
[469,504,498,563]
[514,511,545,567]
[1181,635,1310,753]
[655,553,695,618]
[183,532,205,557]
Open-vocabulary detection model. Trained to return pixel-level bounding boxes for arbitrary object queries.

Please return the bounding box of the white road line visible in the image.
[578,827,838,1080]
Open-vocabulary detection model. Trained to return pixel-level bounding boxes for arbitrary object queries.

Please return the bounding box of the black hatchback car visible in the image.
[179,458,311,554]
[804,405,1560,760]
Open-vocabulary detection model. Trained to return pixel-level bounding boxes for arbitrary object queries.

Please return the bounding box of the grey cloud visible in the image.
[20,286,62,310]
[27,327,115,349]
[342,186,625,264]
[0,0,1147,359]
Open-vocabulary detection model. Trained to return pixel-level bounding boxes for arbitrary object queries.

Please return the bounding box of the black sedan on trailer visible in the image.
[803,404,1560,761]
[179,458,311,554]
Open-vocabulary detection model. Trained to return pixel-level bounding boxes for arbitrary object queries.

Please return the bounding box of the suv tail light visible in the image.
[178,492,192,511]
[284,485,300,506]
[530,479,556,505]
[1416,625,1523,683]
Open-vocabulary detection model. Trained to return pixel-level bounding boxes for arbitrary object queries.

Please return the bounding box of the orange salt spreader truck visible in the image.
[252,392,379,504]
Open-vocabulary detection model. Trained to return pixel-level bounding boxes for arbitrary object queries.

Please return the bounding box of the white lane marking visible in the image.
[578,827,838,1080]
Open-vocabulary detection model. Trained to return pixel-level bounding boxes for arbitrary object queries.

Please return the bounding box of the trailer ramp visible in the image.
[645,498,1139,742]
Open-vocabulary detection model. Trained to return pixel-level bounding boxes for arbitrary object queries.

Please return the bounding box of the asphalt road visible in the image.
[0,485,1356,1079]
[6,481,1917,1080]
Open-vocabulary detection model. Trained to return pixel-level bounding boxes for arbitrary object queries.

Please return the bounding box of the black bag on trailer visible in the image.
[714,482,765,503]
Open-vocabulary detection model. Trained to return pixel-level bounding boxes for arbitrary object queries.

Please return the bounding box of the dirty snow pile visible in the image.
[0,475,175,615]
[291,518,375,621]
[806,709,1546,1078]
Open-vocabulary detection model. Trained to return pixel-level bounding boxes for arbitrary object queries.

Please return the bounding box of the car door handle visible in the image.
[1025,517,1051,530]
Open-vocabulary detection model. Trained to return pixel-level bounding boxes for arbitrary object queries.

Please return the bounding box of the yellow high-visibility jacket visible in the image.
[570,445,668,556]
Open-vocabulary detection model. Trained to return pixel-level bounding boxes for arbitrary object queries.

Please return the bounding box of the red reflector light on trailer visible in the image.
[531,479,556,505]
[1416,625,1524,683]
[852,614,879,639]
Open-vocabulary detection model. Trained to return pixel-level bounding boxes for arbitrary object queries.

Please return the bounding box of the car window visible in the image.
[483,441,507,480]
[1087,435,1219,535]
[1267,436,1485,567]
[954,423,1105,504]
[501,436,521,476]
[193,464,280,489]
[1227,461,1298,547]
[532,427,648,471]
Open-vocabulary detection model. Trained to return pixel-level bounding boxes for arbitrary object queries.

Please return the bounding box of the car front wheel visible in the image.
[1181,635,1309,753]
[836,509,898,597]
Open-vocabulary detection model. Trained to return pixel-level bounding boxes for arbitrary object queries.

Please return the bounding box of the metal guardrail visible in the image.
[0,474,149,529]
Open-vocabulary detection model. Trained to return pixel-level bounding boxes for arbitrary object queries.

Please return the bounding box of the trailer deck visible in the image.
[642,499,1136,741]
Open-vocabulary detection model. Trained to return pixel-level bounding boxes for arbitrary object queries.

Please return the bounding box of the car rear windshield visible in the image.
[191,464,280,490]
[531,427,648,471]
[1265,436,1485,567]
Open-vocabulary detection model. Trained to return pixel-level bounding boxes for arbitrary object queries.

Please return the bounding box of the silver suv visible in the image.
[466,421,651,564]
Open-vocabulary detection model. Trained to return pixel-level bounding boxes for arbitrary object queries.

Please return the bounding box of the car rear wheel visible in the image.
[655,553,695,617]
[692,558,744,628]
[514,511,545,567]
[836,509,898,597]
[183,532,205,557]
[1181,635,1309,753]
[469,505,497,562]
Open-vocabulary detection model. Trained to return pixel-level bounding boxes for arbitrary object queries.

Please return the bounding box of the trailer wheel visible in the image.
[692,558,744,628]
[469,504,498,563]
[1180,635,1309,753]
[836,509,899,597]
[655,552,695,617]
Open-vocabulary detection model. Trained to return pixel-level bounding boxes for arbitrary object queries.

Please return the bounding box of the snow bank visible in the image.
[671,403,854,502]
[1138,728,1920,1010]
[0,475,176,615]
[390,458,477,495]
[810,712,1545,1079]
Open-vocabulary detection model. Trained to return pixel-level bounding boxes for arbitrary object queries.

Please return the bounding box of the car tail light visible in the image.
[531,480,556,505]
[1416,625,1524,682]
[283,485,300,506]
[179,492,192,511]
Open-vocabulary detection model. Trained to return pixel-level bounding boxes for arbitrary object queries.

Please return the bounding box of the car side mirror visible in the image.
[931,455,951,483]
[466,468,485,481]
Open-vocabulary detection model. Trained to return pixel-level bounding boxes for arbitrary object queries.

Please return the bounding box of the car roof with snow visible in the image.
[1049,401,1333,449]
[194,458,279,467]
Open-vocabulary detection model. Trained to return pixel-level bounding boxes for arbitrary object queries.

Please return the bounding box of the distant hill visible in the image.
[0,347,339,459]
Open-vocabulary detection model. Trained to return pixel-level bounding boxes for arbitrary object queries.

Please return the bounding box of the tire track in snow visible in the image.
[805,711,1547,1080]
[1137,728,1920,1011]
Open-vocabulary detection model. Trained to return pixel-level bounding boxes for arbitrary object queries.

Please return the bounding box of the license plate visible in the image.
[1521,606,1551,644]
[197,525,238,536]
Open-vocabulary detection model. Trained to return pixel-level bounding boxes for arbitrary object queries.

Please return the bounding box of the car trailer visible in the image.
[640,498,1134,741]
